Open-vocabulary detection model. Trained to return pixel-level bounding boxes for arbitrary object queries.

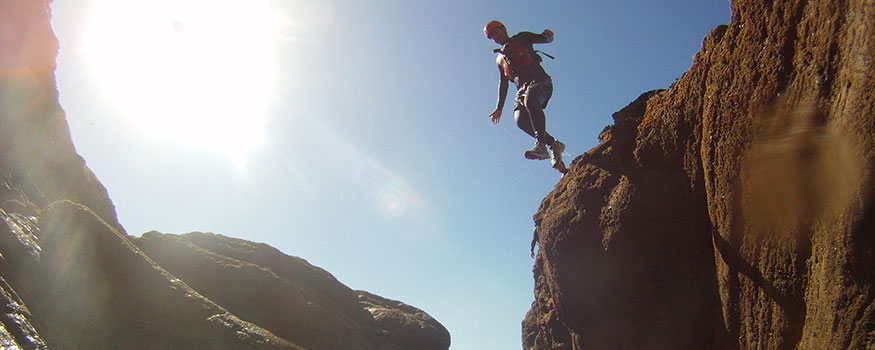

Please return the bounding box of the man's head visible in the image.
[484,20,509,45]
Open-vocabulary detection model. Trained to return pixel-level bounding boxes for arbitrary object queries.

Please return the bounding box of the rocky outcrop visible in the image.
[12,201,297,349]
[133,231,450,350]
[525,1,874,349]
[0,0,449,349]
[357,290,452,350]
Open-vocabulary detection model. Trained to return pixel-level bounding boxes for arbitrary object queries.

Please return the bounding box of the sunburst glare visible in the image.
[82,0,285,163]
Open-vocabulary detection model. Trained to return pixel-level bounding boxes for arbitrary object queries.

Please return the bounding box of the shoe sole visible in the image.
[525,151,550,160]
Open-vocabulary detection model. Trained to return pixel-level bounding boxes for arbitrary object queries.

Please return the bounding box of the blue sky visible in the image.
[51,1,729,349]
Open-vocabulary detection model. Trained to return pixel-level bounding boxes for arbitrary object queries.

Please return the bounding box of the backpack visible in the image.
[494,39,554,81]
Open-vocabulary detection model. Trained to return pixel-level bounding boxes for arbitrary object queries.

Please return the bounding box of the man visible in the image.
[485,20,566,171]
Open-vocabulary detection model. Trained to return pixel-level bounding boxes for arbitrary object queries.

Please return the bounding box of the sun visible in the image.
[82,0,282,162]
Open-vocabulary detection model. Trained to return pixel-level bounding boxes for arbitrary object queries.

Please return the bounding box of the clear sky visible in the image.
[50,1,729,349]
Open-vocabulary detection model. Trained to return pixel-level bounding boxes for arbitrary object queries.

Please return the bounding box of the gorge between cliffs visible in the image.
[2,0,875,349]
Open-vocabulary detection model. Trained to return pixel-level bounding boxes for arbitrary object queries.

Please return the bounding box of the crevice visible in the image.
[775,0,812,93]
[824,2,849,102]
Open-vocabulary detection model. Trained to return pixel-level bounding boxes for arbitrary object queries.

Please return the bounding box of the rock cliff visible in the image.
[0,0,449,349]
[525,0,874,349]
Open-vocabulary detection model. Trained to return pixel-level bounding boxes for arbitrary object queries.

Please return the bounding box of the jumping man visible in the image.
[485,20,566,172]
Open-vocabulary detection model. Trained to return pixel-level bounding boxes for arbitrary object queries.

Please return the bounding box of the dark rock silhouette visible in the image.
[357,290,452,350]
[0,0,450,349]
[133,231,450,350]
[524,1,874,349]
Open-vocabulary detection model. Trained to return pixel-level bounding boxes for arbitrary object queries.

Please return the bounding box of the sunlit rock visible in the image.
[524,1,875,349]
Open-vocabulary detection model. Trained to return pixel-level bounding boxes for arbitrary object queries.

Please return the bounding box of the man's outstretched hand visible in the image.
[490,109,502,124]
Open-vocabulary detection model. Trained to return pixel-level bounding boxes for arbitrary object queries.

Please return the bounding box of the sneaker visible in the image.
[524,141,550,160]
[550,140,565,166]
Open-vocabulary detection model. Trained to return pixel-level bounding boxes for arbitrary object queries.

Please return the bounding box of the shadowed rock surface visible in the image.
[15,201,298,350]
[133,231,450,350]
[0,0,450,349]
[357,290,452,350]
[524,1,875,349]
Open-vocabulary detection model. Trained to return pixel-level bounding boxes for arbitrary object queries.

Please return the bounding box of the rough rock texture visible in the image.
[357,290,452,350]
[524,1,875,349]
[133,231,451,350]
[14,201,298,350]
[0,0,449,349]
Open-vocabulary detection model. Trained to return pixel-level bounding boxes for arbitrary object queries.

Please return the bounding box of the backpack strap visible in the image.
[535,50,555,60]
[493,48,555,60]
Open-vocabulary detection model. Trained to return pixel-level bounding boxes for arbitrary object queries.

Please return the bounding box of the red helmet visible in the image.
[484,20,505,39]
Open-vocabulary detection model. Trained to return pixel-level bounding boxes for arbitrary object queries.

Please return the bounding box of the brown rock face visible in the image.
[524,1,875,350]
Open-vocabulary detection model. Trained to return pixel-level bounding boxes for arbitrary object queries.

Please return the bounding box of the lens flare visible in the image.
[378,190,406,219]
[297,119,424,220]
